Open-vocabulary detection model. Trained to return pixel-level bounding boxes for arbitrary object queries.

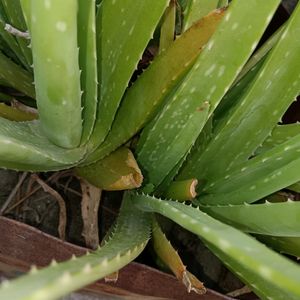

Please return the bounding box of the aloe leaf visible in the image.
[159,0,176,54]
[85,10,224,164]
[88,0,169,149]
[0,195,151,300]
[183,0,219,31]
[0,51,34,98]
[217,0,228,8]
[133,193,300,300]
[234,23,285,85]
[153,149,191,196]
[210,57,266,132]
[200,201,300,237]
[29,0,82,148]
[0,103,36,121]
[137,100,210,187]
[0,91,13,102]
[137,1,280,188]
[0,118,85,171]
[287,181,300,193]
[199,133,300,205]
[184,3,300,182]
[181,23,288,180]
[0,4,28,67]
[0,33,20,63]
[152,217,206,294]
[20,0,31,33]
[76,147,143,191]
[1,0,32,70]
[216,22,284,125]
[177,115,214,181]
[257,235,300,258]
[256,123,300,155]
[78,0,98,145]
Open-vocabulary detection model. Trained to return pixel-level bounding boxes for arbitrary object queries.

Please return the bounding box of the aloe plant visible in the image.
[0,1,300,300]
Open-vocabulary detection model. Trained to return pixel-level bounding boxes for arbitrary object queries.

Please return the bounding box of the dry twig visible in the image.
[0,172,28,215]
[80,179,102,249]
[31,174,67,240]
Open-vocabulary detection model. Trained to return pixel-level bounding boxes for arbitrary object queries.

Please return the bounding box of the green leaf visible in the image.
[183,3,300,182]
[200,201,300,237]
[199,133,300,205]
[159,0,176,54]
[0,194,151,300]
[0,50,34,98]
[20,0,30,28]
[78,0,98,145]
[88,0,169,149]
[137,0,280,188]
[233,23,285,85]
[133,193,300,300]
[0,91,13,102]
[183,0,219,31]
[287,181,300,193]
[0,103,36,121]
[217,0,228,8]
[0,2,29,68]
[1,0,32,70]
[30,0,82,148]
[183,24,286,180]
[85,9,224,164]
[256,123,300,155]
[0,30,21,63]
[211,57,266,131]
[257,235,300,258]
[0,117,85,171]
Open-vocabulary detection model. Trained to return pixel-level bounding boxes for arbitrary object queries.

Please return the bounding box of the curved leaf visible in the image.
[85,9,224,163]
[137,0,280,188]
[184,3,300,182]
[199,134,300,205]
[200,201,300,237]
[78,0,98,144]
[133,193,300,300]
[0,118,85,171]
[0,194,151,300]
[30,0,82,148]
[88,0,169,149]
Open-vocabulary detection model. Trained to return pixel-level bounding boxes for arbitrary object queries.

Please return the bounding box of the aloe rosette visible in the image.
[0,1,300,300]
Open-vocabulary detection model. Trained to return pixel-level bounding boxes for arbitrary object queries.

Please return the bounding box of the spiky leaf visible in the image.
[88,0,169,149]
[200,201,300,237]
[137,1,280,188]
[30,0,82,148]
[133,193,300,300]
[0,194,151,300]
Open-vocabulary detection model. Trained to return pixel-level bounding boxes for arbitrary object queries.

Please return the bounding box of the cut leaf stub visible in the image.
[76,147,143,191]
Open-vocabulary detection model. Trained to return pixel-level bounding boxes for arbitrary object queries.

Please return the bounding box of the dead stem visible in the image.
[226,285,252,297]
[55,183,82,197]
[31,174,67,240]
[80,179,102,249]
[4,172,58,214]
[0,172,28,215]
